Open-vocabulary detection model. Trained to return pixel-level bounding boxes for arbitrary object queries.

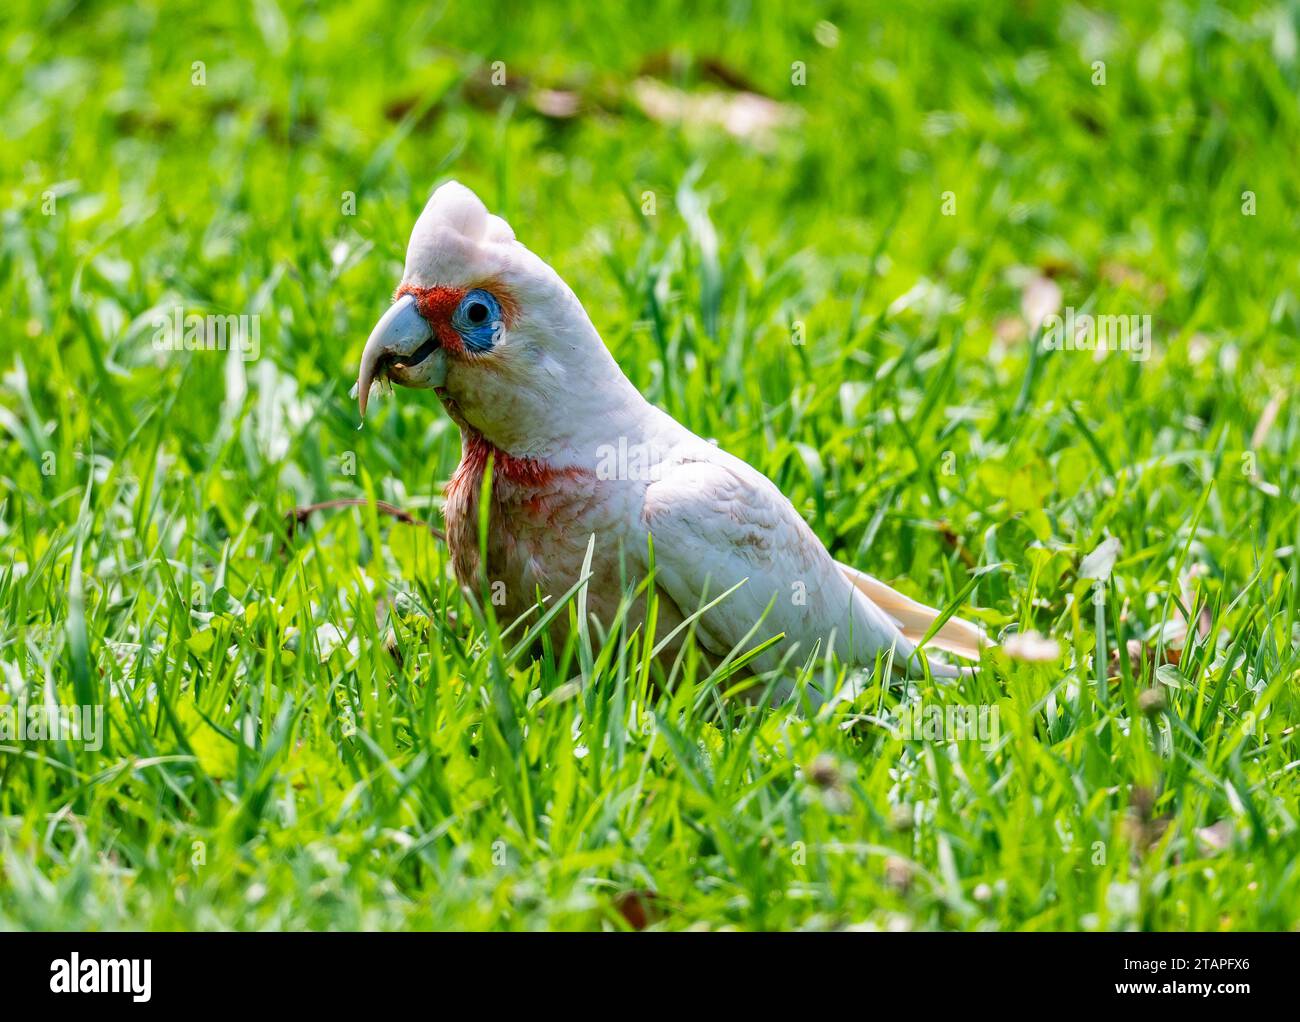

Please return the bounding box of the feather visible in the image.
[356,179,988,693]
[838,563,986,660]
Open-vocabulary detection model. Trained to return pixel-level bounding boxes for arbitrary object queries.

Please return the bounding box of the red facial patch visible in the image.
[395,284,467,354]
[395,279,519,357]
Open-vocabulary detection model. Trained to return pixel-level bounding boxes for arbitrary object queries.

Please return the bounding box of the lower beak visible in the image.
[355,293,447,416]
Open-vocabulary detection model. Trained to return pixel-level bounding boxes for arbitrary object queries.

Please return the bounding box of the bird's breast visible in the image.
[443,431,609,616]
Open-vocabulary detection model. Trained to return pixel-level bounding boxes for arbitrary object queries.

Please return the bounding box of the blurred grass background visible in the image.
[1,0,1298,930]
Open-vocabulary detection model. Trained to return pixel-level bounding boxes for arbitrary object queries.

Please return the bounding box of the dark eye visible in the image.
[455,289,501,351]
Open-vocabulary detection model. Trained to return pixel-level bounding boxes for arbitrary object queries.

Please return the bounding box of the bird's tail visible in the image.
[838,563,988,664]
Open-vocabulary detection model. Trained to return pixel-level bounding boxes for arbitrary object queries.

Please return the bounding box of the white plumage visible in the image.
[356,181,985,700]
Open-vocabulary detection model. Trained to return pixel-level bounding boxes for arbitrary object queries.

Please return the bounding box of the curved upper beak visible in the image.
[355,293,446,417]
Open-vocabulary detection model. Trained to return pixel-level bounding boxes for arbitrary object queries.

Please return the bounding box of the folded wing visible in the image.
[640,453,966,679]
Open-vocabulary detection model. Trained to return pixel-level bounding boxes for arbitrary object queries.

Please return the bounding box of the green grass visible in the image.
[2,0,1299,930]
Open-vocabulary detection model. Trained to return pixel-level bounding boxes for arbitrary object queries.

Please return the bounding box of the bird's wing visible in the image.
[640,452,956,677]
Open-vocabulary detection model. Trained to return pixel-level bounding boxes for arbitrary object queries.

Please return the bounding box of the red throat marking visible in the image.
[448,432,591,501]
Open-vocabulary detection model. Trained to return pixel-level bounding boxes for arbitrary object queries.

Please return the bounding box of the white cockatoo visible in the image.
[356,181,984,699]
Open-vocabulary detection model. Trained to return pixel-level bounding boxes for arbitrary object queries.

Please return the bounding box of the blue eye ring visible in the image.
[452,289,502,351]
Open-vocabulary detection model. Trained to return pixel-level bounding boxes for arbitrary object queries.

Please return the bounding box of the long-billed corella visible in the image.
[356,181,985,700]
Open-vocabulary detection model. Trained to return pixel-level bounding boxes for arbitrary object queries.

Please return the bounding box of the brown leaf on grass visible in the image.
[698,56,767,94]
[935,520,977,568]
[637,52,767,95]
[613,889,665,931]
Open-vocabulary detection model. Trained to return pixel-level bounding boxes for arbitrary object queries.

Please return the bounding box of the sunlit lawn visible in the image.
[1,0,1298,930]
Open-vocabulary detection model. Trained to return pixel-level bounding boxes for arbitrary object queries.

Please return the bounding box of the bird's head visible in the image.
[356,180,636,456]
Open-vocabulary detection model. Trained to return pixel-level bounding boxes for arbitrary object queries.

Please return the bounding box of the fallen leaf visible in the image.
[613,890,664,931]
[636,52,766,94]
[631,78,797,146]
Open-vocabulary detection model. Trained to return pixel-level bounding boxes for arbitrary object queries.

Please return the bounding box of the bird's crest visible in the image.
[411,181,515,247]
[403,181,517,288]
